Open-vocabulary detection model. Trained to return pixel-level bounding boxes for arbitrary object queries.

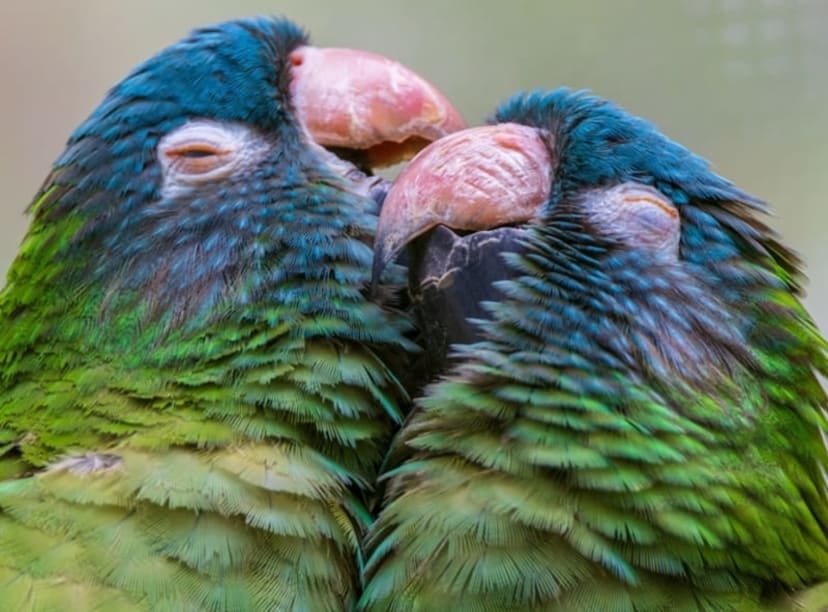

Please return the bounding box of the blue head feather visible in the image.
[492,88,761,207]
[73,18,306,144]
[492,88,802,290]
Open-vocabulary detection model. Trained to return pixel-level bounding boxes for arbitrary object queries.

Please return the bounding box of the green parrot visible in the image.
[362,89,828,611]
[0,17,464,611]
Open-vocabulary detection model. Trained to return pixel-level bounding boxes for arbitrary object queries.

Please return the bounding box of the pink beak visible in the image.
[289,46,466,168]
[372,123,553,282]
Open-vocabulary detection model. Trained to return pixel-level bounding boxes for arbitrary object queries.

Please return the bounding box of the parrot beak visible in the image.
[289,46,466,168]
[371,123,552,286]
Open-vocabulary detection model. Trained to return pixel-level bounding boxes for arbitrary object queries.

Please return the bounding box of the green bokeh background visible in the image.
[1,0,826,329]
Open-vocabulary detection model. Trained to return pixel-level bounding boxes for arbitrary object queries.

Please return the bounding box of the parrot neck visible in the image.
[0,179,411,471]
[492,223,759,388]
[402,217,828,591]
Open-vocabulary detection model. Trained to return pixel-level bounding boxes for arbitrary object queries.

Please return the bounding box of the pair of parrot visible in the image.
[0,15,825,612]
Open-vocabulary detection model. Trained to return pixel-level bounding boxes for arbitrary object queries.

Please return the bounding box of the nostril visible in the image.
[288,50,304,67]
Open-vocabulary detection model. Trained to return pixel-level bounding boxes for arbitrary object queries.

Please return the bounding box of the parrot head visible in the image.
[373,88,807,378]
[2,17,464,359]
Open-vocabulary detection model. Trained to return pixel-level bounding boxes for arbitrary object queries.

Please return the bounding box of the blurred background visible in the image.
[0,0,826,329]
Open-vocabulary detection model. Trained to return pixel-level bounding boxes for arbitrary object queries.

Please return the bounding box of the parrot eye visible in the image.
[163,141,228,175]
[158,120,271,192]
[176,145,222,159]
[581,182,680,259]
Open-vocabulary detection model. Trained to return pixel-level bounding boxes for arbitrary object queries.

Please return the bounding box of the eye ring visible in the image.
[580,182,681,258]
[162,141,232,175]
[157,120,271,192]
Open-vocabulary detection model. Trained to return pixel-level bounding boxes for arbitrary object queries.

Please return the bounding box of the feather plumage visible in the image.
[361,89,828,611]
[0,16,465,610]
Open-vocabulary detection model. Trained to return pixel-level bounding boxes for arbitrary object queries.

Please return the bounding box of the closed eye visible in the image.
[158,120,271,189]
[581,182,681,259]
[163,142,228,175]
[174,145,223,159]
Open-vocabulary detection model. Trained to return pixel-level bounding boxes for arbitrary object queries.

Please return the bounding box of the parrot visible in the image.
[361,88,828,611]
[0,16,464,611]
